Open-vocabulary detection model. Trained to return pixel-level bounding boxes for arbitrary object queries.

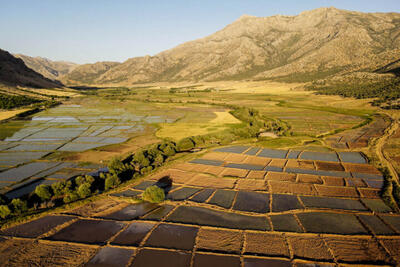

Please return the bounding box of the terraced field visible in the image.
[1,146,398,266]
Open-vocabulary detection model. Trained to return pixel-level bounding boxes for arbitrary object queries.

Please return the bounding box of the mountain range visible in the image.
[4,7,400,87]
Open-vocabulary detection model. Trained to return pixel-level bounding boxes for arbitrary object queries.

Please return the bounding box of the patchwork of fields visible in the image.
[1,146,398,266]
[0,103,174,199]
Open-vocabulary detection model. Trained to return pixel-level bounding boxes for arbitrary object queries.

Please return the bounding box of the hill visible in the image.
[61,7,400,85]
[60,61,120,85]
[14,54,77,81]
[0,49,61,88]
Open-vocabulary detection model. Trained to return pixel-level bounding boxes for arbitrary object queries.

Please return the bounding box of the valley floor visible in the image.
[0,81,399,266]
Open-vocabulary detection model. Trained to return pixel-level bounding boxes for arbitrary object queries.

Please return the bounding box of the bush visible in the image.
[63,192,79,204]
[0,205,11,219]
[10,198,28,214]
[142,185,165,203]
[77,183,92,198]
[105,174,121,190]
[176,137,195,152]
[35,184,52,201]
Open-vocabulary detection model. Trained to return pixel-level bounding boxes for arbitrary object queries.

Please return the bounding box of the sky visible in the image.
[1,0,399,64]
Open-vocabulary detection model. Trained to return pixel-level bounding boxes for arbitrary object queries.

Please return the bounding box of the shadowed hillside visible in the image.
[0,49,61,88]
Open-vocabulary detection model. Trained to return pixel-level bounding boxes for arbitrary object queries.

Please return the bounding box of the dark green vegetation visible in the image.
[142,186,165,203]
[0,93,41,109]
[306,78,400,109]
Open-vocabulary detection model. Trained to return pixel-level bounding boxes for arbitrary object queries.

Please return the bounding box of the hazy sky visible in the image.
[1,0,399,64]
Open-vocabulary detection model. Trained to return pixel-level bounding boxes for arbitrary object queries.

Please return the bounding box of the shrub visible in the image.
[63,192,79,204]
[0,205,11,219]
[77,183,92,198]
[176,137,195,152]
[105,174,121,190]
[10,198,28,214]
[142,185,165,203]
[35,184,52,201]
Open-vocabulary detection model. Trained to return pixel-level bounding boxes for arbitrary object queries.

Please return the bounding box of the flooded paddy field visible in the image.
[1,145,399,266]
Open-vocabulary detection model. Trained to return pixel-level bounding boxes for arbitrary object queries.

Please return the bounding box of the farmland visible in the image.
[0,81,400,266]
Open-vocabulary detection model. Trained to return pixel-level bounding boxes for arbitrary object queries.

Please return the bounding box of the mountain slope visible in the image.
[60,61,120,85]
[0,49,61,88]
[62,7,400,85]
[14,54,77,81]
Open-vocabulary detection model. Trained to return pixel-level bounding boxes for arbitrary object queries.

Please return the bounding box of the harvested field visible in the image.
[196,228,242,254]
[0,239,97,267]
[314,185,358,198]
[246,170,266,179]
[244,232,290,257]
[297,174,322,184]
[324,236,390,264]
[220,167,249,178]
[186,174,236,189]
[266,172,296,182]
[235,179,267,191]
[286,235,333,261]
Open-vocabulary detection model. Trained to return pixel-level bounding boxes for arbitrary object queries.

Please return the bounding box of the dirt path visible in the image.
[374,111,399,182]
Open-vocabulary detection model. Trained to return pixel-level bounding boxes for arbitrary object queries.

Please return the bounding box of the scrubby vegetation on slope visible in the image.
[306,78,400,109]
[0,93,41,109]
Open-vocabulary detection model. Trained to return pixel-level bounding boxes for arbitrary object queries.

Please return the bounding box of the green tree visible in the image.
[176,137,195,152]
[133,151,150,168]
[105,174,121,190]
[35,184,52,201]
[142,186,165,203]
[153,154,164,167]
[63,192,79,204]
[10,198,28,214]
[0,205,11,219]
[77,183,92,198]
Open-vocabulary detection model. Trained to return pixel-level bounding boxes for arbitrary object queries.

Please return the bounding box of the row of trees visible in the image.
[0,105,290,221]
